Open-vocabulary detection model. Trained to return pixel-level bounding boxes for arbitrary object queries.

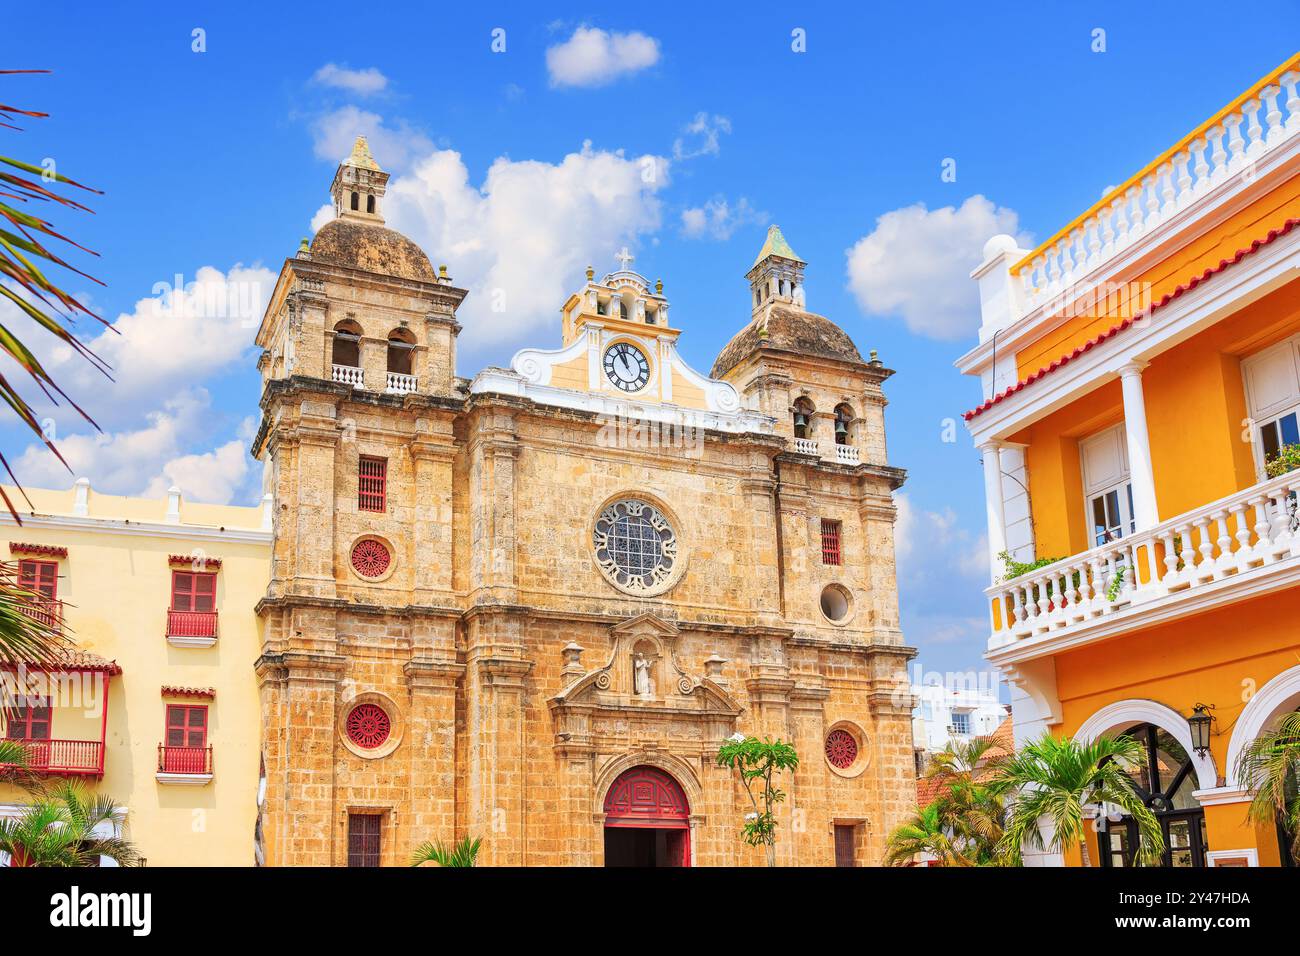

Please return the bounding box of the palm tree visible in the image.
[0,780,138,866]
[0,738,28,772]
[887,735,1009,866]
[991,732,1163,866]
[410,836,482,867]
[1,70,109,521]
[884,802,970,866]
[1234,710,1300,861]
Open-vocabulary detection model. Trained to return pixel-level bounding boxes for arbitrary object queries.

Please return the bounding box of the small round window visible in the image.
[351,538,392,579]
[825,729,859,769]
[345,703,391,750]
[592,498,680,595]
[820,584,852,623]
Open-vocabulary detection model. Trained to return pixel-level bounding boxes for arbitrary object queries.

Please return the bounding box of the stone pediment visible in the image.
[550,613,742,719]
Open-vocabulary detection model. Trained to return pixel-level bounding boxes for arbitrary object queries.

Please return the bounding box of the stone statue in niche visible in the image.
[633,651,654,698]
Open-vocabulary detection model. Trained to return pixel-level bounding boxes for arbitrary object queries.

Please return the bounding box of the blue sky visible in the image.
[3,3,1295,682]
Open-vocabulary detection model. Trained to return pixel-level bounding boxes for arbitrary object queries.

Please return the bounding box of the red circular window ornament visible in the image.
[351,538,391,578]
[345,703,391,749]
[825,728,858,769]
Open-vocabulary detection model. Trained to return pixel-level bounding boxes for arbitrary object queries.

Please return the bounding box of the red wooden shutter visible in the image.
[18,560,58,599]
[5,699,51,740]
[347,813,382,867]
[172,571,217,611]
[358,457,387,512]
[166,705,208,748]
[821,520,842,566]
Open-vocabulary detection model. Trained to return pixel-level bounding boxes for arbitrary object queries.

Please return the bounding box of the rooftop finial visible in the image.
[615,246,635,271]
[346,135,381,172]
[751,224,804,269]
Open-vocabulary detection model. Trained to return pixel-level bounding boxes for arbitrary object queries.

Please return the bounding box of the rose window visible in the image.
[345,703,391,749]
[350,538,391,578]
[592,499,678,594]
[825,729,858,769]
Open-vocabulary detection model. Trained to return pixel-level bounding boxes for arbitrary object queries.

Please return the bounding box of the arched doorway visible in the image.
[602,766,690,867]
[1099,723,1208,868]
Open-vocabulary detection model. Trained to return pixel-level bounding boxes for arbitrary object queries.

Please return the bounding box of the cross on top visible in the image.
[615,247,635,270]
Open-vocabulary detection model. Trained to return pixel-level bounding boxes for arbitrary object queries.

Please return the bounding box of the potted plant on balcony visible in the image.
[1265,443,1300,479]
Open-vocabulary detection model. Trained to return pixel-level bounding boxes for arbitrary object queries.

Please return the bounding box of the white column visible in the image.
[980,441,1008,582]
[1119,361,1160,530]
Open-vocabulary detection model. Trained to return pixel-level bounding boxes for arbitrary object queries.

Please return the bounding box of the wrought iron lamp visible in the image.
[1188,703,1214,757]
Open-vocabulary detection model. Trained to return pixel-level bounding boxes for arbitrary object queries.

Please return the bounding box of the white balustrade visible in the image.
[332,364,364,387]
[1012,65,1300,314]
[835,444,860,464]
[794,438,820,456]
[988,470,1300,644]
[385,371,417,394]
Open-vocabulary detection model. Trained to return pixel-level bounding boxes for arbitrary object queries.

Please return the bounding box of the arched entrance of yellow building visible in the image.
[602,766,691,867]
[1099,723,1207,868]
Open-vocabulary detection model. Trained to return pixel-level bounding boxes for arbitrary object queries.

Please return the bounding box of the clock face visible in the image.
[603,342,650,392]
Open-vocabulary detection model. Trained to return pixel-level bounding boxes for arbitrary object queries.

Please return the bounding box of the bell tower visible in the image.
[331,135,388,224]
[746,224,806,316]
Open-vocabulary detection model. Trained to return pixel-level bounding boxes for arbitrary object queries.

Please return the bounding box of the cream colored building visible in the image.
[0,480,271,866]
[252,137,916,867]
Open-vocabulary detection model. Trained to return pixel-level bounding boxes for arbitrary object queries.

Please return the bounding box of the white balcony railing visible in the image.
[332,364,364,388]
[835,444,860,464]
[793,438,819,456]
[988,470,1300,647]
[385,371,417,394]
[1013,60,1300,317]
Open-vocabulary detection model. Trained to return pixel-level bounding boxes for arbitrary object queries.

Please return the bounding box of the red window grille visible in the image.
[18,559,58,599]
[358,456,387,513]
[171,571,216,612]
[825,728,858,769]
[350,539,391,578]
[345,703,391,749]
[820,519,842,566]
[347,812,382,867]
[4,698,51,741]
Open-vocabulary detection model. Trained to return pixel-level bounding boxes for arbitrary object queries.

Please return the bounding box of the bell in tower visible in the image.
[746,224,806,316]
[331,135,389,224]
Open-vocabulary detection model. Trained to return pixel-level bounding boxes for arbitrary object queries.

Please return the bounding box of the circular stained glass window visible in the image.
[345,703,391,749]
[825,728,858,769]
[592,499,678,594]
[351,538,391,578]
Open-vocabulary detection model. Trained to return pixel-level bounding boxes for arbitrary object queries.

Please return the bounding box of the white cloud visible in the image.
[546,26,660,88]
[680,196,766,241]
[672,113,731,160]
[13,390,256,505]
[3,264,273,430]
[312,63,389,96]
[312,105,434,172]
[384,140,669,351]
[895,492,988,582]
[845,195,1028,341]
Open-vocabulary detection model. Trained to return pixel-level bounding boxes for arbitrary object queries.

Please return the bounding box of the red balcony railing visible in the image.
[19,598,64,634]
[157,744,212,775]
[166,609,218,640]
[0,738,104,776]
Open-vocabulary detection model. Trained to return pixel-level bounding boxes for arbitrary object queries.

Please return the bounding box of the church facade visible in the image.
[251,137,916,866]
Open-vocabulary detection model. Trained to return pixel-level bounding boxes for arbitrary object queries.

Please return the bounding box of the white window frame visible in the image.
[949,711,972,736]
[1079,423,1135,547]
[1241,334,1300,481]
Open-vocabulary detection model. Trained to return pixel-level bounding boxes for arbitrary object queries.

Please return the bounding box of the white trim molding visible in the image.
[1207,848,1260,867]
[1191,785,1252,807]
[1225,662,1300,789]
[1074,698,1217,791]
[155,771,213,787]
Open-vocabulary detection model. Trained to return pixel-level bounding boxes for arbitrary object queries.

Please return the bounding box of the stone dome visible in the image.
[711,305,864,379]
[309,218,436,282]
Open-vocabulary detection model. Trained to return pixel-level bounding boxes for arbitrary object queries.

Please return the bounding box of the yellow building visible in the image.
[251,138,915,867]
[0,480,271,865]
[960,54,1300,867]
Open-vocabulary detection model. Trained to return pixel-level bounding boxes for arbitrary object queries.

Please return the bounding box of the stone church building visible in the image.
[251,137,916,866]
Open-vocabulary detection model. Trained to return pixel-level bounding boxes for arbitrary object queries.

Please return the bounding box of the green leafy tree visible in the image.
[991,732,1163,866]
[1,70,109,519]
[410,835,482,867]
[0,781,138,866]
[1234,710,1300,861]
[716,734,799,866]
